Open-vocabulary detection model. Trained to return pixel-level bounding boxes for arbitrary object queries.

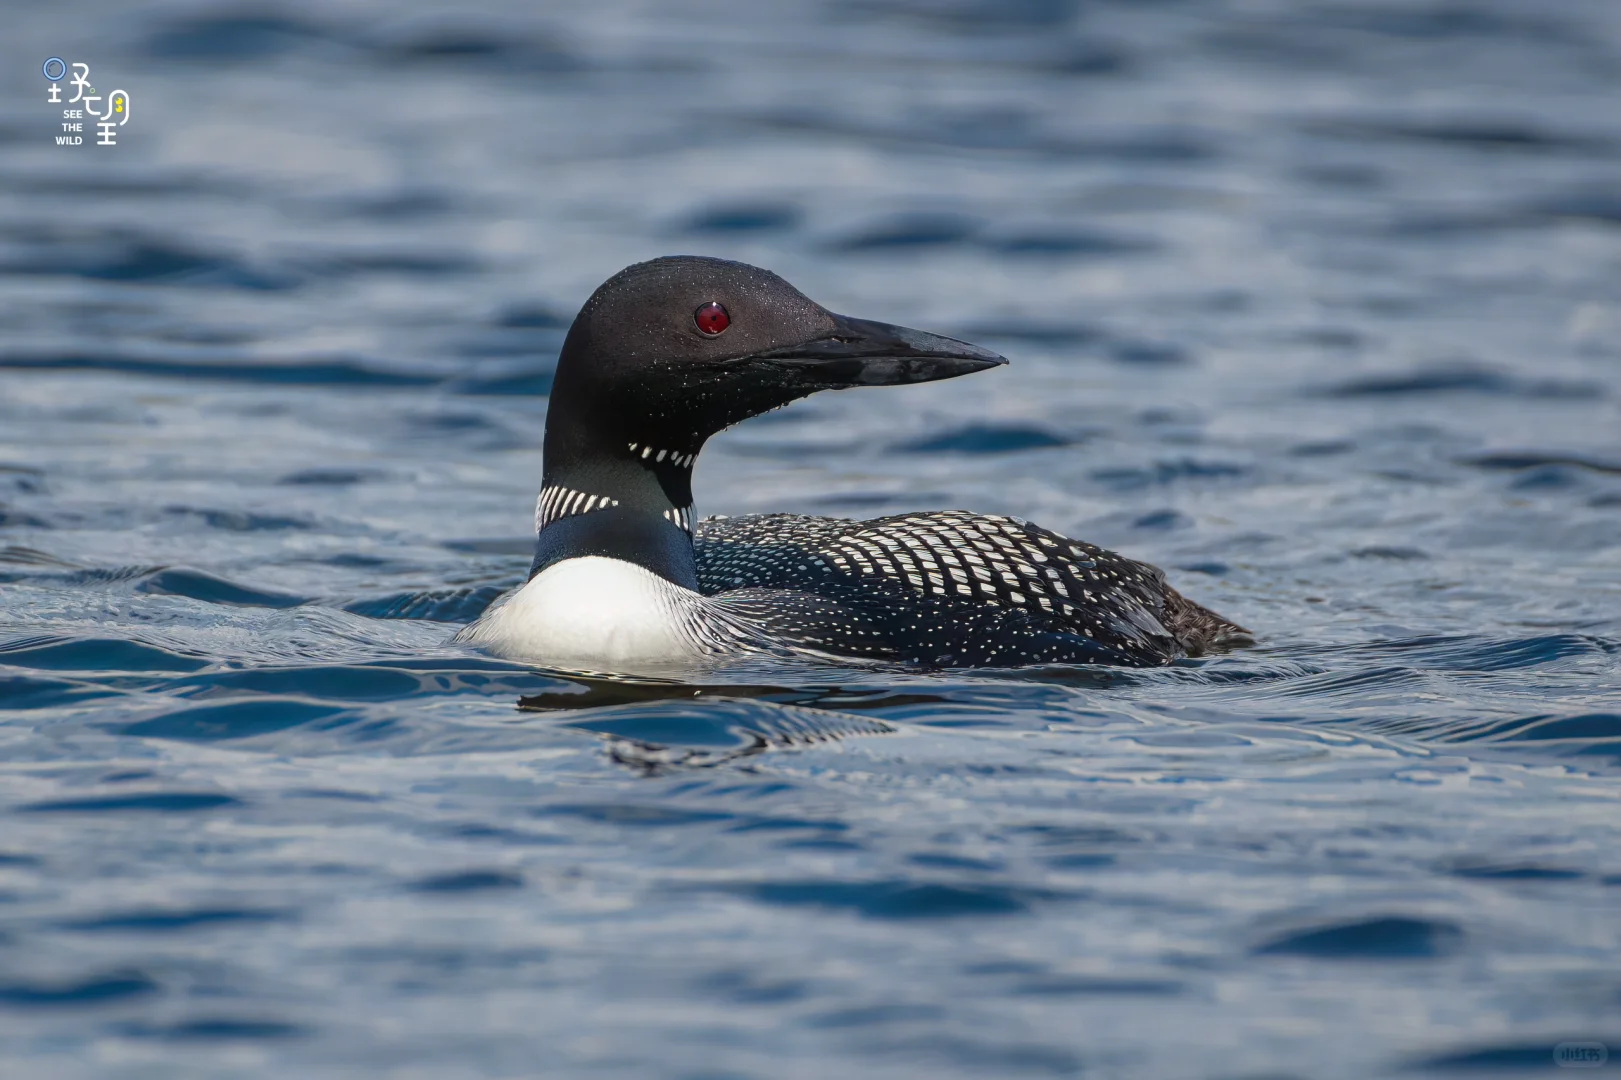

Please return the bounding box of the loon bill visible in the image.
[456,255,1249,670]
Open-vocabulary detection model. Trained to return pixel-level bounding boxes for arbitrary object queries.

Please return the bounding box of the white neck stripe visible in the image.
[536,484,621,530]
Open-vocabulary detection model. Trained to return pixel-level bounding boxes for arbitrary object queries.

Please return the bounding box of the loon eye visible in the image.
[694,301,730,336]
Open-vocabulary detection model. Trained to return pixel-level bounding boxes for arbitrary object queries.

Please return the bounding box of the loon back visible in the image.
[695,511,1246,667]
[454,255,1249,670]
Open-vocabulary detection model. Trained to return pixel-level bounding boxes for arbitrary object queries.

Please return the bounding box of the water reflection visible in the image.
[518,670,902,772]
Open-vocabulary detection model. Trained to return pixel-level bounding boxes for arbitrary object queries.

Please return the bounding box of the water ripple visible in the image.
[2,0,1619,1075]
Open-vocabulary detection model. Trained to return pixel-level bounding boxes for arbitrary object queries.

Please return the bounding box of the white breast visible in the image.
[455,556,736,667]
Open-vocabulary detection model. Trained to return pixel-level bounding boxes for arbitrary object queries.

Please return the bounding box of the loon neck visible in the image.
[529,440,703,588]
[531,357,718,585]
[536,449,695,533]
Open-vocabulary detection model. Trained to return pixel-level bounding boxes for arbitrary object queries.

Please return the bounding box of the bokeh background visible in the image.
[2,1,1619,1078]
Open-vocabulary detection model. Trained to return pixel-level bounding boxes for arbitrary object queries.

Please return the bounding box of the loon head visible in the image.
[529,256,1006,580]
[543,256,1006,475]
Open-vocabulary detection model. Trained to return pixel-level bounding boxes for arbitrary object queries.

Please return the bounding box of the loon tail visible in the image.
[1161,585,1252,656]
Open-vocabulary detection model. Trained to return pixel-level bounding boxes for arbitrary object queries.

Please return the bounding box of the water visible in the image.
[2,1,1619,1076]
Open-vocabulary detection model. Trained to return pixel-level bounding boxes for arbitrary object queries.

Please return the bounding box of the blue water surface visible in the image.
[2,1,1620,1077]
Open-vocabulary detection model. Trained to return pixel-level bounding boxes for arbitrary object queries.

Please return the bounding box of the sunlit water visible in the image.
[2,1,1619,1077]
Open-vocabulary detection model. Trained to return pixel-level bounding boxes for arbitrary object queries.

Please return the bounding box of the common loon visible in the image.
[457,256,1248,670]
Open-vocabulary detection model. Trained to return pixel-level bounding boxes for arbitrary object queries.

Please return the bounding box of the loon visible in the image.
[457,256,1248,670]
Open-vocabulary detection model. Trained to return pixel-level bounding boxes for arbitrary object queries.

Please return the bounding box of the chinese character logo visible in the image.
[43,57,131,147]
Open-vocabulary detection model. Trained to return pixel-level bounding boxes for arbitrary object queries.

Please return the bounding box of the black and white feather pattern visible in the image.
[535,485,621,530]
[627,442,696,469]
[693,511,1246,667]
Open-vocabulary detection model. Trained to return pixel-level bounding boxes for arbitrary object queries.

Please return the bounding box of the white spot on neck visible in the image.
[662,505,692,533]
[630,444,694,469]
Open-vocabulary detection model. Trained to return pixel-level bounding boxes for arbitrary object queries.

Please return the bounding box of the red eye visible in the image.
[694,301,730,335]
